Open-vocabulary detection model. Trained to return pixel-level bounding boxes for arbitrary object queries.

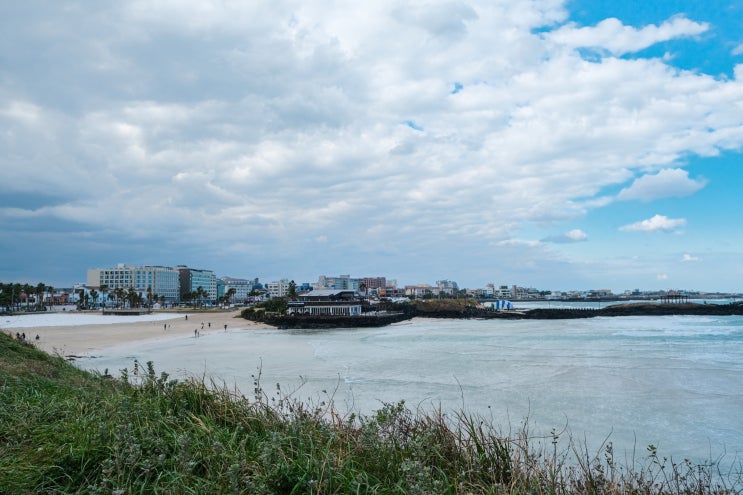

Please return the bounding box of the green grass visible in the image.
[1,332,740,494]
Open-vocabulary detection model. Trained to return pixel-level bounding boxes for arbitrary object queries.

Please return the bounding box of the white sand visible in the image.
[1,310,271,357]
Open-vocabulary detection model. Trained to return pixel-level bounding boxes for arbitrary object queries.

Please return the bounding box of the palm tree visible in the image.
[45,286,54,310]
[225,287,237,307]
[0,283,11,311]
[23,283,34,311]
[12,283,21,311]
[35,283,46,311]
[100,284,108,309]
[196,286,206,308]
[126,287,138,308]
[77,289,87,309]
[146,286,153,310]
[90,289,99,309]
[114,287,125,308]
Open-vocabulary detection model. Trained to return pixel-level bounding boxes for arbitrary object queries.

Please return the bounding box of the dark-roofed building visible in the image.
[287,289,362,316]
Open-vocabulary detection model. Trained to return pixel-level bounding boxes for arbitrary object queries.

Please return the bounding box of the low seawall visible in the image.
[522,302,743,319]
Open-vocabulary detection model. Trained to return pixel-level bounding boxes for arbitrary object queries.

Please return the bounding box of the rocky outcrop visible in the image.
[242,302,743,329]
[243,312,414,329]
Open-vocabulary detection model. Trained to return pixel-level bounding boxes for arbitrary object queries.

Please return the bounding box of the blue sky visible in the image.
[1,1,742,293]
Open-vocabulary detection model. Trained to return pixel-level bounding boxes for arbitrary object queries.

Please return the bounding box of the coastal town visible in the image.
[1,262,739,314]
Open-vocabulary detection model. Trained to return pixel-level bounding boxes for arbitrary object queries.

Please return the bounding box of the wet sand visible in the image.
[4,310,271,357]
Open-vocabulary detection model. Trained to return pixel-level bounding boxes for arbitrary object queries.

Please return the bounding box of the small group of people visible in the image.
[193,323,228,336]
[13,332,39,341]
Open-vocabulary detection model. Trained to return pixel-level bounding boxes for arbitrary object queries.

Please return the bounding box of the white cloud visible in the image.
[547,15,709,56]
[497,239,542,248]
[619,214,687,233]
[681,253,699,262]
[1,100,42,125]
[1,1,742,290]
[542,229,588,243]
[617,168,707,202]
[657,273,669,280]
[732,44,743,56]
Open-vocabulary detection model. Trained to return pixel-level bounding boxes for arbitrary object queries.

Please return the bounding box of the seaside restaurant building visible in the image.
[287,290,362,316]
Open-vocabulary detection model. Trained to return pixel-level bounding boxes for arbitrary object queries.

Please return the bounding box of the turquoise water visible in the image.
[79,315,743,467]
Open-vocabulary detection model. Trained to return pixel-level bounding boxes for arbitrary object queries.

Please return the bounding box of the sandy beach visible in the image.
[2,310,271,357]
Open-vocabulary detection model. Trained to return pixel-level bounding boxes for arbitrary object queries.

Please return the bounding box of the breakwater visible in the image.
[411,301,743,321]
[525,302,743,319]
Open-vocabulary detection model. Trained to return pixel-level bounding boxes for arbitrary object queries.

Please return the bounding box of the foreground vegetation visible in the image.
[1,333,740,494]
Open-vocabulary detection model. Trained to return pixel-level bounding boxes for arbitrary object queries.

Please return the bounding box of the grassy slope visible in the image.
[1,333,740,494]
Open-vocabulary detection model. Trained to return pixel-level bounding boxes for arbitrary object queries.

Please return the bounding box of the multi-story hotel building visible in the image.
[220,277,257,303]
[86,264,181,303]
[177,266,217,303]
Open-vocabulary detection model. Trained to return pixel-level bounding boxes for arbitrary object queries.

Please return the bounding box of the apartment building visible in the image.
[266,279,291,298]
[220,276,258,303]
[361,277,387,290]
[314,274,360,291]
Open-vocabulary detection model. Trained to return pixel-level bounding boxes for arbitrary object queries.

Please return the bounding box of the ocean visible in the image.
[6,310,742,468]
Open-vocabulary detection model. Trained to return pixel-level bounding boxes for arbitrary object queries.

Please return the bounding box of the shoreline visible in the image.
[1,310,274,358]
[6,302,743,355]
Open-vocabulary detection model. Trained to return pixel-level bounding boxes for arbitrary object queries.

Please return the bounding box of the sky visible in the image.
[1,1,743,293]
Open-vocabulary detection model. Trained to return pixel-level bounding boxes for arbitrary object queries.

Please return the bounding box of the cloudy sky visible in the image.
[2,1,743,293]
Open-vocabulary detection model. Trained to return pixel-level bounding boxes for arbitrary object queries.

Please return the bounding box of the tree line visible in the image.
[0,282,55,312]
[1,282,239,312]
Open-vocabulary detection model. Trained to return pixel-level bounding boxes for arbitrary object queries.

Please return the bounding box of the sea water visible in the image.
[66,313,743,469]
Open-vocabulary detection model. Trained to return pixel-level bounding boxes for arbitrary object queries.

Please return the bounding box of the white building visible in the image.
[87,264,180,303]
[220,276,257,303]
[313,274,361,291]
[287,290,362,316]
[267,279,291,298]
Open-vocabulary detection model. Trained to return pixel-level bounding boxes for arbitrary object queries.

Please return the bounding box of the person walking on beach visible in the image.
[194,329,198,338]
[224,324,227,332]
